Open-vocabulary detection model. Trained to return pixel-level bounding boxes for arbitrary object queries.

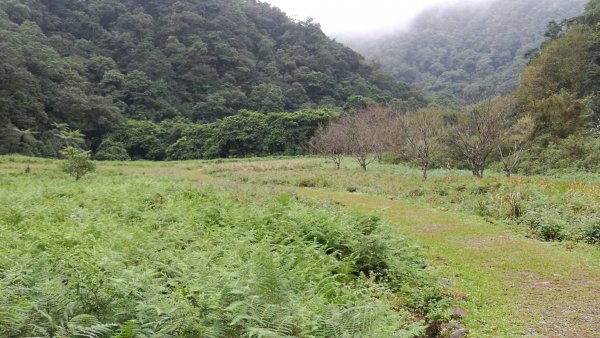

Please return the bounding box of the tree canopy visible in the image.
[0,0,423,157]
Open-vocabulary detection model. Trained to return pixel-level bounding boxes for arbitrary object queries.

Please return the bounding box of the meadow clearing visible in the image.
[1,155,599,337]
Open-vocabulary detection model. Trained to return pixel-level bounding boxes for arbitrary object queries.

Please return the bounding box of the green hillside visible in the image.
[0,0,422,157]
[354,0,587,98]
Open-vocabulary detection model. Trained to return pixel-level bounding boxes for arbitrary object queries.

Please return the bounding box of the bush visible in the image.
[535,221,566,241]
[522,209,566,241]
[295,176,330,188]
[60,147,96,180]
[94,139,130,161]
[582,220,600,244]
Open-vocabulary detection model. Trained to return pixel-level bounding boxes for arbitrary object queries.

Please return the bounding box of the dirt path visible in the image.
[296,189,600,337]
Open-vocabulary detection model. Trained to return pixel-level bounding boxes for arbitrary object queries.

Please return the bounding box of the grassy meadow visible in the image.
[1,155,599,337]
[0,156,451,338]
[205,158,600,245]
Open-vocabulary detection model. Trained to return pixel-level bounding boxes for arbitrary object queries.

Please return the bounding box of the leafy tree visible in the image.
[94,139,130,161]
[60,147,96,180]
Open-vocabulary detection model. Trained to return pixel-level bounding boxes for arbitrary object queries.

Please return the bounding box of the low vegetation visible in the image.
[0,158,452,337]
[206,158,600,245]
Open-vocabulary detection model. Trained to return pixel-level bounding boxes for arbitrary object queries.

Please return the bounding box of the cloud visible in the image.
[263,0,470,35]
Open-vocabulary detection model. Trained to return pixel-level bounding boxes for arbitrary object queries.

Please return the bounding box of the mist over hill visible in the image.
[344,0,587,98]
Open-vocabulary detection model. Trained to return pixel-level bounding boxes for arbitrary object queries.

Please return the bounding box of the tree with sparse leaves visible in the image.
[309,125,347,170]
[391,107,443,180]
[448,100,506,178]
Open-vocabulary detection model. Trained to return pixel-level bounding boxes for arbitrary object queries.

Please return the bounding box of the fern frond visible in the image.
[72,323,118,338]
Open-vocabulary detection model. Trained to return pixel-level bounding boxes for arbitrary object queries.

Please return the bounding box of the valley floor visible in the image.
[297,189,600,337]
[2,156,599,337]
[121,158,600,337]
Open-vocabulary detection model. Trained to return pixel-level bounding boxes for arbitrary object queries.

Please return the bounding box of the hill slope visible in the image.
[0,0,422,155]
[512,0,600,172]
[350,0,587,98]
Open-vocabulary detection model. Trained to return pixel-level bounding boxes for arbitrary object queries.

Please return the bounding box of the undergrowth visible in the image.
[0,166,450,337]
[206,159,600,245]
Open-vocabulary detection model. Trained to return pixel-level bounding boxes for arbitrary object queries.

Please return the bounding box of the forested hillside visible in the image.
[0,0,422,158]
[512,0,600,172]
[351,0,587,98]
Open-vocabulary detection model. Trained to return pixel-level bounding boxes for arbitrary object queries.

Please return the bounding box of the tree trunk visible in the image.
[504,166,511,178]
[358,159,367,171]
[422,165,428,181]
[472,165,484,178]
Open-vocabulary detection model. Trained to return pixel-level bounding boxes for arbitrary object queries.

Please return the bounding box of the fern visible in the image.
[72,323,118,338]
[0,168,449,338]
[317,306,381,337]
[113,320,143,338]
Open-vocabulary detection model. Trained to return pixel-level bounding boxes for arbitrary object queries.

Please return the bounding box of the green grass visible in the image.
[181,156,600,336]
[0,159,451,337]
[4,156,599,337]
[205,158,600,245]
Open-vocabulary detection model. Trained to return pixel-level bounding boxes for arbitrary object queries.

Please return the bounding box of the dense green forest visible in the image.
[0,0,422,158]
[1,0,599,171]
[509,0,600,173]
[351,0,587,98]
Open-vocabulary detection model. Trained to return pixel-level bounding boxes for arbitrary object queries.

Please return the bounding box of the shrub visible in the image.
[295,176,330,188]
[522,209,566,241]
[94,139,130,161]
[60,147,96,180]
[407,188,425,197]
[535,221,565,241]
[582,220,600,244]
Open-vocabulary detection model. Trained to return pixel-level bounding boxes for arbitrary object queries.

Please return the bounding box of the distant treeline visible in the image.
[98,109,337,161]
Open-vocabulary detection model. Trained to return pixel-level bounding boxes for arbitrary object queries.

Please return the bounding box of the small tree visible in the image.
[392,107,443,180]
[60,147,96,180]
[339,109,381,171]
[308,125,346,169]
[499,116,535,177]
[448,99,506,178]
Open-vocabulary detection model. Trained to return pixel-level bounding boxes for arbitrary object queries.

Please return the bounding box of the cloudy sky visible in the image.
[263,0,472,36]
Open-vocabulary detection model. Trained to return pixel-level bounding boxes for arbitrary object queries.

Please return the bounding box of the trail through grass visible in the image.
[175,158,600,337]
[3,156,599,337]
[296,189,600,337]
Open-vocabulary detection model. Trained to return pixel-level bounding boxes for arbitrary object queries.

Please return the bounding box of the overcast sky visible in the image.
[263,0,478,36]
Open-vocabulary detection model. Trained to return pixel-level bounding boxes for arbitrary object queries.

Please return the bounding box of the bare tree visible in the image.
[366,107,392,163]
[448,99,506,178]
[309,107,385,171]
[308,125,346,170]
[391,108,443,180]
[499,115,535,177]
[338,109,381,171]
